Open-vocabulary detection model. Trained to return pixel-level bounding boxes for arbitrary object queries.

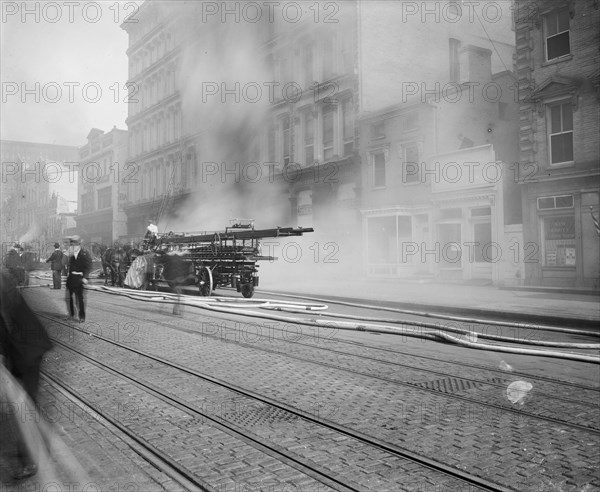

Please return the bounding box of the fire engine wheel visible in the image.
[198,267,213,297]
[240,283,254,299]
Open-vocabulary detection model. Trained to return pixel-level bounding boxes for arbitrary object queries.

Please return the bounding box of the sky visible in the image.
[1,1,142,146]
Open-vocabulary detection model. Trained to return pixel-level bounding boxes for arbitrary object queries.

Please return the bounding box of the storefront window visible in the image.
[542,215,576,266]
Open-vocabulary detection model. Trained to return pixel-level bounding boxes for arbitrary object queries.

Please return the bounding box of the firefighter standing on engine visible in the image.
[145,219,158,249]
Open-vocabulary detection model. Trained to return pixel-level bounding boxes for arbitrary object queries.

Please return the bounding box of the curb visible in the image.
[499,285,600,296]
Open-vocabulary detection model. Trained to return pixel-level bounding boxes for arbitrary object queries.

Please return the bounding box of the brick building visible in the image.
[514,0,600,288]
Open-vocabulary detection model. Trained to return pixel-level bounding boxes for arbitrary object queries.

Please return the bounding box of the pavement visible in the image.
[22,284,600,490]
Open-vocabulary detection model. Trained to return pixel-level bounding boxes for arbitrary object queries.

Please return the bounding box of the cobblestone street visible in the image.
[1,282,597,491]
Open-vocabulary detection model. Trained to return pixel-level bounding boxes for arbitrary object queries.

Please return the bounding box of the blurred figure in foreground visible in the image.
[162,250,195,315]
[0,266,53,480]
[3,244,25,286]
[65,236,92,323]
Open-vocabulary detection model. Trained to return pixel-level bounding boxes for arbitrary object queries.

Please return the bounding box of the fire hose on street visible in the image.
[77,283,600,364]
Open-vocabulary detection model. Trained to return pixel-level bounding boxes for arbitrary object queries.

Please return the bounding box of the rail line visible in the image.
[43,345,356,492]
[40,372,215,492]
[40,313,516,492]
[52,298,600,434]
[39,308,600,489]
[85,293,600,411]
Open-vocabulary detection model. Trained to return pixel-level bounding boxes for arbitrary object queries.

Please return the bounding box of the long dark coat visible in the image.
[46,249,64,271]
[0,268,52,400]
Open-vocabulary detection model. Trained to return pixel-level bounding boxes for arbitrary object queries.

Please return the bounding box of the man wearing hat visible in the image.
[145,218,159,249]
[45,243,64,289]
[65,236,92,322]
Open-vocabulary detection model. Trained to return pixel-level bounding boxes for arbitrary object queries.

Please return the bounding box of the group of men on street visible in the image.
[3,237,92,322]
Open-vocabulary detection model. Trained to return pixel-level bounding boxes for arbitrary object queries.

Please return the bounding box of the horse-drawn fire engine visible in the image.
[124,221,314,298]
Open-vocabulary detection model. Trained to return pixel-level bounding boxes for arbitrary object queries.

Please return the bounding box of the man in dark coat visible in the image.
[65,236,92,323]
[21,246,36,287]
[46,243,64,289]
[1,266,53,480]
[4,244,25,286]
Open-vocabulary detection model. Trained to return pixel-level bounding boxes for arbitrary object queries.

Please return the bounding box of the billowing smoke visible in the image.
[19,225,40,245]
[148,1,361,290]
[147,1,278,234]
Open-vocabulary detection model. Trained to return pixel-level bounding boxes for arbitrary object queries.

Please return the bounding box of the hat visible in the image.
[54,242,60,248]
[69,235,81,244]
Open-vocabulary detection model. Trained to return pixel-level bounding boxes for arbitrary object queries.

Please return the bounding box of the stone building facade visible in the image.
[514,0,600,288]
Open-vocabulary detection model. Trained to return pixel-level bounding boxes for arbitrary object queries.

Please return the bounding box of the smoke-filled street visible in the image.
[1,1,599,491]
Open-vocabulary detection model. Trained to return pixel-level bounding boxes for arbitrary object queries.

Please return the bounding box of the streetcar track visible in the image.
[88,293,600,390]
[46,342,360,492]
[40,310,600,436]
[41,373,215,492]
[46,327,504,492]
[28,282,598,490]
[75,295,600,406]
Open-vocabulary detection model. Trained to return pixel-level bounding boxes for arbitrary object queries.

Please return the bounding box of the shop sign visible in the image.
[545,216,575,240]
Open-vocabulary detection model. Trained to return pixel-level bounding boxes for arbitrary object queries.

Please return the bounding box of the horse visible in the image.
[101,245,127,287]
[123,244,142,266]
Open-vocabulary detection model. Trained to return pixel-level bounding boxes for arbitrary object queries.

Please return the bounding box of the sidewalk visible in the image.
[259,272,600,329]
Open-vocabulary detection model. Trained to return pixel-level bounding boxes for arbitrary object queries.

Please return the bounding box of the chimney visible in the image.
[459,45,492,85]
